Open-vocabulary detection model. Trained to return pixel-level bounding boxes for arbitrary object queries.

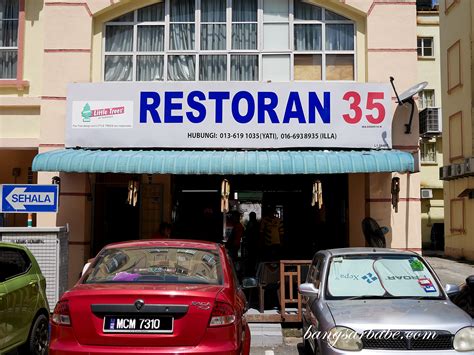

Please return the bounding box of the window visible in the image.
[419,89,435,109]
[417,37,433,57]
[420,142,436,163]
[0,0,19,79]
[103,0,355,81]
[84,247,223,285]
[0,247,31,282]
[307,255,324,289]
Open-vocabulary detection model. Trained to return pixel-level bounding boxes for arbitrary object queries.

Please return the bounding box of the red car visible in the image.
[49,240,251,354]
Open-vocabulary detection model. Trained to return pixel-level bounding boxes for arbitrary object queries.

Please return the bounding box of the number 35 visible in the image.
[342,91,385,124]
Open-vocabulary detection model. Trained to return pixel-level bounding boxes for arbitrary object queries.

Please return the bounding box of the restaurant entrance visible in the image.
[172,174,349,261]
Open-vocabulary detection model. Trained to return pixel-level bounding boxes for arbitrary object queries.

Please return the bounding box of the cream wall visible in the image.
[440,0,474,260]
[0,0,44,146]
[417,10,444,248]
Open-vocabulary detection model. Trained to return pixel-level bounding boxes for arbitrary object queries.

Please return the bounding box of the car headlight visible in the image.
[327,326,363,351]
[454,327,474,352]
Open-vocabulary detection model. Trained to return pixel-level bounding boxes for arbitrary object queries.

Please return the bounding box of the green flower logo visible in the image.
[81,103,92,122]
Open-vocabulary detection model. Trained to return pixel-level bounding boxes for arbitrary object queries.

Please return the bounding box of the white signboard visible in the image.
[66,82,392,149]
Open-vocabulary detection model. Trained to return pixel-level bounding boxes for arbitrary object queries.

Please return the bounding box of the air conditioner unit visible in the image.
[452,163,466,178]
[440,166,453,180]
[465,157,474,176]
[421,188,433,199]
[419,108,441,136]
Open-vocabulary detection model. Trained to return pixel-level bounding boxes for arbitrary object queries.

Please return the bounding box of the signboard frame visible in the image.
[0,184,59,213]
[66,82,393,150]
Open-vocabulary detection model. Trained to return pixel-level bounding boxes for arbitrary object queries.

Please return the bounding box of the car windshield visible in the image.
[84,247,223,285]
[326,254,443,300]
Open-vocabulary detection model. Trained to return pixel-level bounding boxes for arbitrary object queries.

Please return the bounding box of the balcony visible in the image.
[419,107,441,137]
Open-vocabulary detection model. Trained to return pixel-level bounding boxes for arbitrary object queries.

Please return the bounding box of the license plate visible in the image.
[103,316,173,333]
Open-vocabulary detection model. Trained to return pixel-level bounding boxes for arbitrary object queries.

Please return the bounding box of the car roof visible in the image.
[322,247,418,257]
[103,239,220,251]
[0,241,29,251]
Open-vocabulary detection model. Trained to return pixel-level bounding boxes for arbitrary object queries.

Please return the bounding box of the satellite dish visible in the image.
[389,77,429,134]
[398,81,428,103]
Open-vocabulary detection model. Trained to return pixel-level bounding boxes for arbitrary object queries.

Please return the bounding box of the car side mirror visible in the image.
[81,262,91,277]
[242,277,258,289]
[445,283,460,296]
[299,282,319,297]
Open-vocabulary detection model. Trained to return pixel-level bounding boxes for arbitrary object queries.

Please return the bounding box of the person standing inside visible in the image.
[227,212,244,262]
[260,207,284,261]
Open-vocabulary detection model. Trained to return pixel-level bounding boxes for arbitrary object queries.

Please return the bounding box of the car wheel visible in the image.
[21,313,49,355]
[303,335,315,354]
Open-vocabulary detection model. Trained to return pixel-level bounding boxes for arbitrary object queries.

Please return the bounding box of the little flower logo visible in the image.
[81,103,92,122]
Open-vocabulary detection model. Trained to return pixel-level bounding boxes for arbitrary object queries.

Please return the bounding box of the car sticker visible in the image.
[409,258,424,271]
[417,278,432,286]
[423,285,437,293]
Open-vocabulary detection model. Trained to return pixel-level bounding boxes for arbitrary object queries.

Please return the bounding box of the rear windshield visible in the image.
[84,247,223,285]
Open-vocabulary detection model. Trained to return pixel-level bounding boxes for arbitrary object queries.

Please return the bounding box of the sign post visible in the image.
[1,184,59,213]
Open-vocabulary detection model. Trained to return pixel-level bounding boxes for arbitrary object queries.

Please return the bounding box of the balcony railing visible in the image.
[419,107,441,137]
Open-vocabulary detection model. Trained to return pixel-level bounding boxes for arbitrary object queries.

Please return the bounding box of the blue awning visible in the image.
[32,149,415,175]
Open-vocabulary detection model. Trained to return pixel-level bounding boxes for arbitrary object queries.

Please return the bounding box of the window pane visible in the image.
[105,55,132,81]
[294,54,321,80]
[168,55,196,80]
[138,3,164,22]
[325,9,349,21]
[233,0,257,22]
[0,49,17,79]
[110,12,134,22]
[262,55,290,81]
[201,24,226,50]
[424,47,433,57]
[138,26,164,51]
[294,24,321,51]
[170,0,195,22]
[170,24,195,50]
[200,55,227,81]
[0,248,29,281]
[421,143,436,162]
[326,54,354,80]
[294,0,321,21]
[137,55,164,81]
[264,24,289,50]
[105,25,133,52]
[0,19,18,47]
[263,0,289,22]
[232,23,257,49]
[202,0,226,22]
[0,0,19,20]
[417,47,422,56]
[231,55,258,81]
[326,24,354,50]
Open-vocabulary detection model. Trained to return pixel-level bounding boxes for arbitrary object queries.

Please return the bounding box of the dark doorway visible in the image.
[172,174,349,260]
[92,179,140,254]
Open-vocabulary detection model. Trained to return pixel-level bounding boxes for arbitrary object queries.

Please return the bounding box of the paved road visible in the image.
[424,256,474,285]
